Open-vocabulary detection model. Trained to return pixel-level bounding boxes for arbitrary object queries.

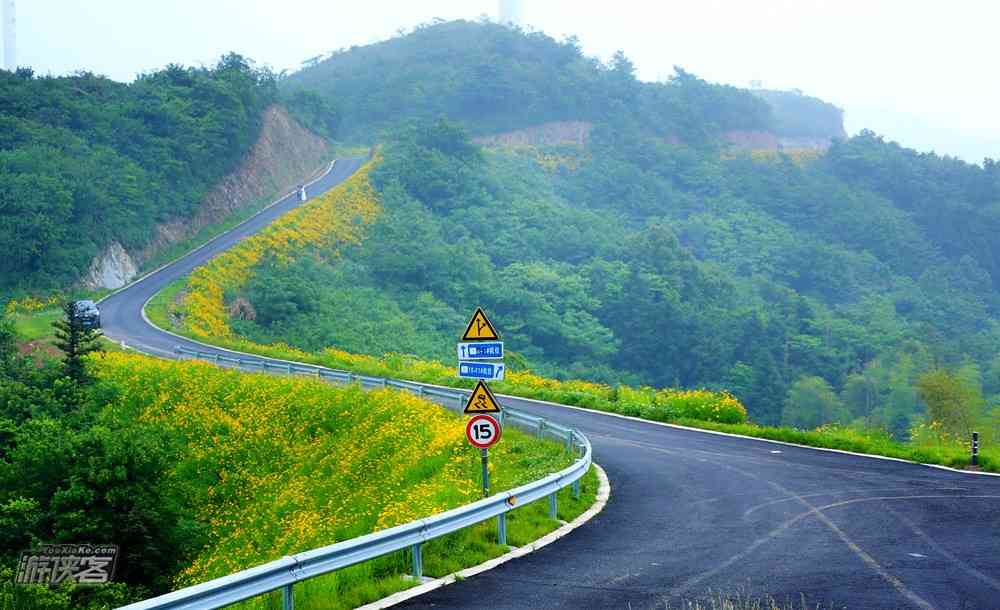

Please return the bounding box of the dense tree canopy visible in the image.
[0,55,279,290]
[282,20,775,142]
[234,115,999,433]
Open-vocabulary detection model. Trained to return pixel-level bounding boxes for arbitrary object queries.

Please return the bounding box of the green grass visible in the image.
[12,308,63,344]
[11,306,124,354]
[672,418,996,472]
[144,278,187,332]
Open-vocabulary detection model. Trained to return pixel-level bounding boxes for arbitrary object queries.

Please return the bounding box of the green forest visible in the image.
[283,19,781,143]
[245,20,1000,438]
[0,55,280,291]
[3,14,1000,609]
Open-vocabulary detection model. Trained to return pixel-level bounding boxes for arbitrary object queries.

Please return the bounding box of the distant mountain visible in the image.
[267,21,1000,430]
[753,89,846,140]
[283,20,781,144]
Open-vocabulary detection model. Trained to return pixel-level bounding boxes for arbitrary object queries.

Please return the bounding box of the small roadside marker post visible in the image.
[972,431,979,466]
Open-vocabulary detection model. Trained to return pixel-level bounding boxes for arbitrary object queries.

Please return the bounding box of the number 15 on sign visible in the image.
[466,414,502,449]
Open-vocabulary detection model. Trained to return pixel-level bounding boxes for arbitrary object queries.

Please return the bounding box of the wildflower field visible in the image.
[92,352,597,609]
[182,157,381,340]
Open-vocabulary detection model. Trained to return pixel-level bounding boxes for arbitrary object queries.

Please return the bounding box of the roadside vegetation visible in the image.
[0,308,596,609]
[146,121,996,472]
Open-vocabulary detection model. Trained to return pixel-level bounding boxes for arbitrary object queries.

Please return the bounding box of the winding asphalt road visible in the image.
[102,159,1000,609]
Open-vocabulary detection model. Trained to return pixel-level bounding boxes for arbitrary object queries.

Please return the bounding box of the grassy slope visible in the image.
[11,306,123,355]
[94,352,598,609]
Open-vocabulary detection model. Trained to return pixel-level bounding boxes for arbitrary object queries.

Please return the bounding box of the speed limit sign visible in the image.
[466,414,502,449]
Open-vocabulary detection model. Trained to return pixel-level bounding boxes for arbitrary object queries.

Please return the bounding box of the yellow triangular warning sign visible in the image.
[461,307,500,342]
[464,380,503,414]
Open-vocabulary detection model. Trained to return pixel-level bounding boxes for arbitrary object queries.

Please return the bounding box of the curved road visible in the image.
[102,159,1000,610]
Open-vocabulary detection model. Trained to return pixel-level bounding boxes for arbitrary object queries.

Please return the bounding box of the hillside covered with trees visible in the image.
[283,19,788,143]
[259,20,1000,437]
[0,55,284,291]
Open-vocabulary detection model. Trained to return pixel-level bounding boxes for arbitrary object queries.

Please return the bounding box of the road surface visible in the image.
[101,159,1000,610]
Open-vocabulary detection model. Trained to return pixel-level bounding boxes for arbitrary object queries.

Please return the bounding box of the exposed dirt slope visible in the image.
[85,106,330,289]
[139,105,331,263]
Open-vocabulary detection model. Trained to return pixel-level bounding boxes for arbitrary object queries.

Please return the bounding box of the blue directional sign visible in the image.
[458,361,505,381]
[457,341,504,361]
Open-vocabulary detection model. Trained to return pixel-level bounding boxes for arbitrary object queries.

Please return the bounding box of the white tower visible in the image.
[499,0,524,27]
[2,0,14,71]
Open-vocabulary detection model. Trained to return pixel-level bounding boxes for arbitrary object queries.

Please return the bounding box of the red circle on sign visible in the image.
[466,414,502,449]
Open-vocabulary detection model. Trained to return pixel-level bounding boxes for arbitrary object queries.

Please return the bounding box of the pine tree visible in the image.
[53,301,102,383]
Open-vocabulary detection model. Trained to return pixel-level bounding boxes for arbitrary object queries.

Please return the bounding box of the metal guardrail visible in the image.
[119,346,592,610]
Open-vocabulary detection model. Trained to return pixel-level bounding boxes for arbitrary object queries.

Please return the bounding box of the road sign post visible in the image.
[466,414,502,497]
[459,309,504,498]
[481,448,490,498]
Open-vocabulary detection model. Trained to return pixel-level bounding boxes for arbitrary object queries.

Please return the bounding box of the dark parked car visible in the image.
[74,300,101,329]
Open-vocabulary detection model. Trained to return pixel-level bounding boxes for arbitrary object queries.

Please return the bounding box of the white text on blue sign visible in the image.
[458,361,505,381]
[457,341,504,361]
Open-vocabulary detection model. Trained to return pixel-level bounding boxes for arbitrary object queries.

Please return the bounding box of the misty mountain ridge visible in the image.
[252,19,1000,430]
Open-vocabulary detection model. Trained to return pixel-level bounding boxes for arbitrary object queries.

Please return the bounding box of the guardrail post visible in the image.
[572,478,581,499]
[549,493,558,520]
[282,583,293,610]
[497,513,507,546]
[411,543,423,579]
[538,420,546,439]
[417,385,424,397]
[565,430,573,453]
[287,363,293,374]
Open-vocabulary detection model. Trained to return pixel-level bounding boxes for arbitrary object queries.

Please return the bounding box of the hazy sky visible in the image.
[7,1,999,162]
